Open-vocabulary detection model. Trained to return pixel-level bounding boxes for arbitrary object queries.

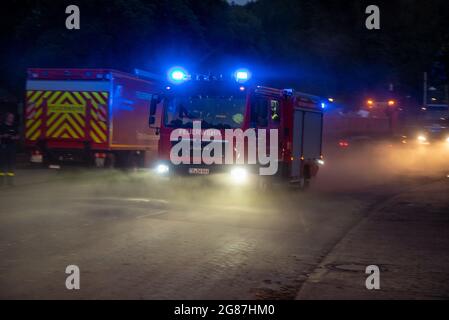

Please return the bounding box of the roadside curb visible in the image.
[295,178,449,300]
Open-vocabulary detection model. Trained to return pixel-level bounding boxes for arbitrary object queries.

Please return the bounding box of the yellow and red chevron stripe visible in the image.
[25,90,52,141]
[82,91,109,144]
[25,90,109,144]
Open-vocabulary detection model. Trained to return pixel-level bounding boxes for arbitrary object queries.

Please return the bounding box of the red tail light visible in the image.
[95,153,106,159]
[339,141,350,148]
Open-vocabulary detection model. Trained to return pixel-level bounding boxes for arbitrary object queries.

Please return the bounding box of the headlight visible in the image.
[155,164,170,175]
[317,159,325,166]
[417,135,427,142]
[446,137,449,143]
[230,167,248,184]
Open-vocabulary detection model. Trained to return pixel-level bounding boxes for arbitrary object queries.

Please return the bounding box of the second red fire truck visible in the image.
[24,68,159,167]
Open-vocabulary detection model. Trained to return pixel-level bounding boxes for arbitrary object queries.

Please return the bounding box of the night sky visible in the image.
[1,0,448,109]
[228,0,251,5]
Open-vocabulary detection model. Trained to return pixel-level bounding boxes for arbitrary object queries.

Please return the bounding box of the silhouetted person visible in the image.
[0,112,19,186]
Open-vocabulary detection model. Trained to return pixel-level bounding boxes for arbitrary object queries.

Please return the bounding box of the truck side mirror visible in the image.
[149,115,156,126]
[149,95,161,129]
[149,116,160,135]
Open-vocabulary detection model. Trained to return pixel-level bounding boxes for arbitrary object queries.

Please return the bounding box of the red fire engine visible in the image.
[24,68,159,167]
[148,68,324,187]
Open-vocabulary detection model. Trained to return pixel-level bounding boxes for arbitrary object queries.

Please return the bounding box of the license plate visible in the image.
[189,168,210,175]
[31,155,43,163]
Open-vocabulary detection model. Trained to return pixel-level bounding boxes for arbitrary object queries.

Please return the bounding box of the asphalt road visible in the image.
[0,142,448,299]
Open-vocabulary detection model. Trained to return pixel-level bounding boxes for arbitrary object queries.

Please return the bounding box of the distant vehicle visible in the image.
[148,68,324,188]
[24,68,159,167]
[407,104,449,145]
[326,98,400,150]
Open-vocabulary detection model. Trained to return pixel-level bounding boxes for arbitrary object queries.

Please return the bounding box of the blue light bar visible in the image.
[171,71,185,81]
[236,71,248,80]
[234,68,251,83]
[167,67,189,84]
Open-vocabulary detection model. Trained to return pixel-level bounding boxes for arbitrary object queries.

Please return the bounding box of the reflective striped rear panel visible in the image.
[25,89,109,146]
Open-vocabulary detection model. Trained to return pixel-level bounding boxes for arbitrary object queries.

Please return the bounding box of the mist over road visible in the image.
[0,142,448,299]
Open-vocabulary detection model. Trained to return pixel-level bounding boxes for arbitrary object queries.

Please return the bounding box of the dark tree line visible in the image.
[1,0,449,107]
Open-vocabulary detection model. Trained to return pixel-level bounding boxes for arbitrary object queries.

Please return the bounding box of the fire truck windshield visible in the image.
[163,95,246,129]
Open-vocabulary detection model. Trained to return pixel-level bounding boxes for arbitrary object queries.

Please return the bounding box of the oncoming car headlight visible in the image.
[417,135,428,143]
[155,164,170,175]
[230,167,248,184]
[446,136,449,144]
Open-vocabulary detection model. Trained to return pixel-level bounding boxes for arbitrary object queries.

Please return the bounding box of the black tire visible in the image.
[112,151,128,169]
[302,178,311,190]
[257,176,273,191]
[105,153,116,169]
[113,151,144,170]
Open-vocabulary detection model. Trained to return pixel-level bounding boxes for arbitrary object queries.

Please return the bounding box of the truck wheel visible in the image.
[132,151,145,169]
[302,178,311,190]
[257,177,272,191]
[106,153,116,169]
[301,165,312,190]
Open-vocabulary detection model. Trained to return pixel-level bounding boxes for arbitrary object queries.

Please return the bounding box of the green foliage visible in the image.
[0,0,448,100]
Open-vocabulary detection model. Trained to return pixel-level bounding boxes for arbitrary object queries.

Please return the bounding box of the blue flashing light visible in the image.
[234,68,251,83]
[171,71,185,81]
[321,102,327,109]
[167,67,188,84]
[237,71,248,80]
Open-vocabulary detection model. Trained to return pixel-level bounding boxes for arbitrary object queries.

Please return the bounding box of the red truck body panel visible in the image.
[25,68,159,158]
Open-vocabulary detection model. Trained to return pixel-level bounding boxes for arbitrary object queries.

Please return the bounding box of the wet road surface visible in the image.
[0,143,448,299]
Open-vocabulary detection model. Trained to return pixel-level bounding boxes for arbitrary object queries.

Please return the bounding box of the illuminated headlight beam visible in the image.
[230,167,248,184]
[417,135,427,142]
[155,164,170,175]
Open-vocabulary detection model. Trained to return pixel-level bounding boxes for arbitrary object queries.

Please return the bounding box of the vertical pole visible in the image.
[423,72,428,108]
